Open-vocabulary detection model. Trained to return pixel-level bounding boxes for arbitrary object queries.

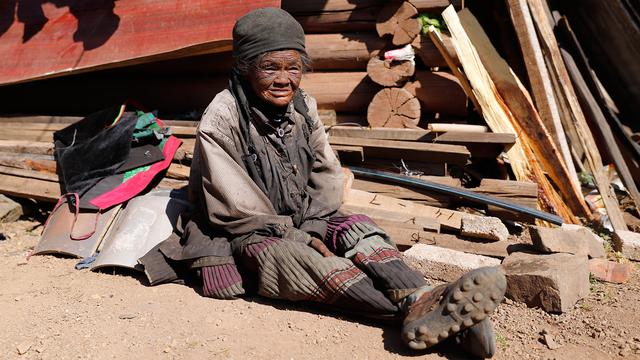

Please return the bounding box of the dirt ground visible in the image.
[1,218,639,360]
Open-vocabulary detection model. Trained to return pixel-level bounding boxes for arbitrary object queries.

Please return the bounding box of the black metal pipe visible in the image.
[348,166,563,225]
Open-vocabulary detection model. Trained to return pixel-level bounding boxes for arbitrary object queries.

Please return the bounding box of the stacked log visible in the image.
[344,0,470,129]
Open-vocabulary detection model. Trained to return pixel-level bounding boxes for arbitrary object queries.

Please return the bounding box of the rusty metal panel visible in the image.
[0,0,280,85]
[33,204,121,259]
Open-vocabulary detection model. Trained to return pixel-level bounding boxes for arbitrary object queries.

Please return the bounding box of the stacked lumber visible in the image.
[1,0,639,264]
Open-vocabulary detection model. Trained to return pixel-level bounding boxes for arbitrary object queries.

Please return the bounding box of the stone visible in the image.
[460,216,509,242]
[588,258,633,284]
[16,341,31,355]
[531,225,605,258]
[501,252,590,313]
[543,333,561,350]
[612,230,640,261]
[0,194,22,223]
[403,244,501,282]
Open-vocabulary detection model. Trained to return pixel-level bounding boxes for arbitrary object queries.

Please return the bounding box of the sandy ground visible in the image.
[1,218,640,360]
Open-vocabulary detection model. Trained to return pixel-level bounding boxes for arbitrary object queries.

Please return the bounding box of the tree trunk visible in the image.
[376,2,422,45]
[404,71,468,116]
[367,88,421,128]
[366,50,415,87]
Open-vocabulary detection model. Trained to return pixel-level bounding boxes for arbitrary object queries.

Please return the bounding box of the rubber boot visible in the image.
[401,266,506,351]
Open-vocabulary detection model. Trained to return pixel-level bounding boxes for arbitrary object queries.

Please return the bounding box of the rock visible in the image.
[501,252,590,313]
[588,258,633,284]
[531,225,605,258]
[403,244,501,282]
[16,341,31,355]
[612,230,640,261]
[460,216,509,242]
[542,333,561,350]
[0,194,22,223]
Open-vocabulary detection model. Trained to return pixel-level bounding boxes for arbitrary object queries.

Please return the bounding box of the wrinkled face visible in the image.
[247,50,303,107]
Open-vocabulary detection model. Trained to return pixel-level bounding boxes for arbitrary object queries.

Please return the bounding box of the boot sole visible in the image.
[402,266,506,350]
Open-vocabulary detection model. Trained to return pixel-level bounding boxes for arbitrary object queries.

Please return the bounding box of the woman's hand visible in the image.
[309,238,334,257]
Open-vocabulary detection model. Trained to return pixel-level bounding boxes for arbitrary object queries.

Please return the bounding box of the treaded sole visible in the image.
[402,266,506,350]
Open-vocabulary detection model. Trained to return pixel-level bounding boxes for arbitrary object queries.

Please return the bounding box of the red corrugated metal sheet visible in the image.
[0,0,279,86]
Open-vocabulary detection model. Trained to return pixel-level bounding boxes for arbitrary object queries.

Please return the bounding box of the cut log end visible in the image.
[366,51,415,87]
[367,88,421,128]
[376,2,422,45]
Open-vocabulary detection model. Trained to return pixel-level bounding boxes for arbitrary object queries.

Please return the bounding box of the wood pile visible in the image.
[1,0,640,257]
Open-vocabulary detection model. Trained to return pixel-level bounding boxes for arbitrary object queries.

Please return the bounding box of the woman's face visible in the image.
[247,50,303,107]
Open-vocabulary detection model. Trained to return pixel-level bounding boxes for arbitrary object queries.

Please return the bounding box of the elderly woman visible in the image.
[142,8,506,358]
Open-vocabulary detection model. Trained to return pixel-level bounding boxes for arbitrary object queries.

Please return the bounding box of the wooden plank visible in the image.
[343,188,470,230]
[341,158,447,177]
[556,16,640,191]
[328,136,470,164]
[0,140,54,155]
[474,178,538,223]
[0,153,56,173]
[527,0,627,231]
[340,204,441,232]
[351,178,452,207]
[412,232,510,258]
[0,165,59,182]
[506,0,577,186]
[0,175,61,202]
[282,0,381,33]
[453,8,590,219]
[0,0,278,85]
[0,169,186,202]
[561,48,640,209]
[326,126,515,144]
[442,6,577,222]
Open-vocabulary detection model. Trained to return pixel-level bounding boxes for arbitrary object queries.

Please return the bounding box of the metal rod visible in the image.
[348,166,563,225]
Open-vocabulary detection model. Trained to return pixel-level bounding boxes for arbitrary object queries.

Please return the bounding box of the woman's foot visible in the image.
[401,267,506,351]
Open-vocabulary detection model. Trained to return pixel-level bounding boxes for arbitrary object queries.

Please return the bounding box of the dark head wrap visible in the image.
[229,7,314,197]
[232,7,306,62]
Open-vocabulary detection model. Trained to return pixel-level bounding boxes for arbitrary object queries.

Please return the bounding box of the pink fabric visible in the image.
[90,136,182,209]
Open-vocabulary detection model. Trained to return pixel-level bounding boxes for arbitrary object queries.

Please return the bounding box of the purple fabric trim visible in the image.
[201,263,243,298]
[244,237,282,258]
[325,214,375,251]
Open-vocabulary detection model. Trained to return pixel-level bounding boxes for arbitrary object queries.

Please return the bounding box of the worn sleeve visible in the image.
[195,113,294,238]
[298,95,344,239]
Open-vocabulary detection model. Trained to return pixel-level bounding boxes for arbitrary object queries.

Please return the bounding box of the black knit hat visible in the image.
[232,7,306,61]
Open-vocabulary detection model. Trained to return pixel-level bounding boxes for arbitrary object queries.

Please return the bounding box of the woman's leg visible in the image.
[236,236,401,316]
[325,214,428,302]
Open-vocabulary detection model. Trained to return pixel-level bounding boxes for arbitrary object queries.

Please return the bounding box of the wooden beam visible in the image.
[561,48,640,209]
[527,0,627,231]
[506,0,577,188]
[343,188,471,230]
[441,6,577,223]
[328,136,470,164]
[326,126,515,144]
[340,204,441,232]
[453,8,590,219]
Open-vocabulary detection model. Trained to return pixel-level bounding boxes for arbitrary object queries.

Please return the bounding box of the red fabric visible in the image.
[89,135,181,209]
